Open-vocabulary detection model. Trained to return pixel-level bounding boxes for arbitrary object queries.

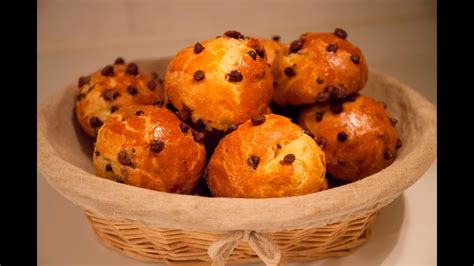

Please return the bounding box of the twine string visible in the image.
[208,230,281,266]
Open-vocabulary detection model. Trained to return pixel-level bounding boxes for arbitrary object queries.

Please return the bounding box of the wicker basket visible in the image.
[37,58,436,265]
[85,209,379,265]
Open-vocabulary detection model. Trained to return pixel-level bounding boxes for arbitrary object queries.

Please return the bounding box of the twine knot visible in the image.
[242,230,251,242]
[208,230,281,266]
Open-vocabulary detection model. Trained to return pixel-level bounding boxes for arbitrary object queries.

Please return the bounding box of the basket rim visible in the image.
[37,58,436,232]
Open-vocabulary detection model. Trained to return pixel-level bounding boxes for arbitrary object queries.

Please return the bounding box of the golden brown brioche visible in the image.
[165,30,273,132]
[202,105,273,161]
[207,114,328,198]
[257,37,287,73]
[75,58,166,138]
[298,95,401,182]
[93,105,206,193]
[272,29,368,106]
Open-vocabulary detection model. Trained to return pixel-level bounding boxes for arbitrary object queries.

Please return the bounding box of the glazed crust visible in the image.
[298,95,400,181]
[75,60,166,138]
[207,114,328,198]
[93,105,206,193]
[165,33,273,131]
[257,38,287,74]
[273,32,368,106]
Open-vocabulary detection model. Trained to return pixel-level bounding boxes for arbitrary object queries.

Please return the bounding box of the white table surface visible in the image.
[38,0,437,265]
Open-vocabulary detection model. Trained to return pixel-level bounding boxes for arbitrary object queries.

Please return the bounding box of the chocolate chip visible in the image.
[347,93,359,102]
[223,30,244,39]
[330,101,343,114]
[272,35,281,42]
[126,63,139,76]
[147,80,157,91]
[135,110,144,116]
[248,50,257,60]
[117,150,136,168]
[334,28,348,39]
[315,92,330,104]
[282,154,295,164]
[276,144,282,149]
[316,112,324,122]
[289,39,304,53]
[316,136,327,149]
[247,155,260,169]
[158,78,164,85]
[153,100,164,107]
[396,139,403,149]
[179,122,190,133]
[284,66,296,77]
[105,164,112,172]
[351,54,360,64]
[196,119,206,130]
[192,130,205,143]
[316,77,324,84]
[337,131,348,142]
[103,88,120,101]
[227,70,243,82]
[114,57,125,64]
[227,123,237,132]
[110,105,119,113]
[390,118,398,126]
[194,42,204,54]
[384,149,394,160]
[251,115,265,125]
[201,167,209,182]
[329,85,348,100]
[150,140,165,153]
[95,150,100,156]
[303,129,315,138]
[127,85,138,96]
[151,72,159,80]
[326,44,338,53]
[337,160,348,166]
[255,48,265,59]
[194,70,205,81]
[101,65,114,76]
[78,76,89,88]
[89,117,103,128]
[177,107,191,122]
[76,93,85,101]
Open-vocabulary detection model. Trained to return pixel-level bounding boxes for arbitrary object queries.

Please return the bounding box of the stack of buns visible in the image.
[74,29,401,198]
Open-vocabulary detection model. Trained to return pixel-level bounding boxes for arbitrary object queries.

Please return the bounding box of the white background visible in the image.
[38,0,437,265]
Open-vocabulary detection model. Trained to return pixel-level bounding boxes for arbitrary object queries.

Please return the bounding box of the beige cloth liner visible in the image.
[37,58,436,235]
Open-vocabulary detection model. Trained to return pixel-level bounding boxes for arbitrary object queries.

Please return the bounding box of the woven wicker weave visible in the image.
[38,58,436,265]
[86,210,378,265]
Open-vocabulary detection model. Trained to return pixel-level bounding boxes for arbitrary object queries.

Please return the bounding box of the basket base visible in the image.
[85,210,377,265]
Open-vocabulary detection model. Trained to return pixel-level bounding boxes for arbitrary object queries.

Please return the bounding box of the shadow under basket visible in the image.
[38,58,436,266]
